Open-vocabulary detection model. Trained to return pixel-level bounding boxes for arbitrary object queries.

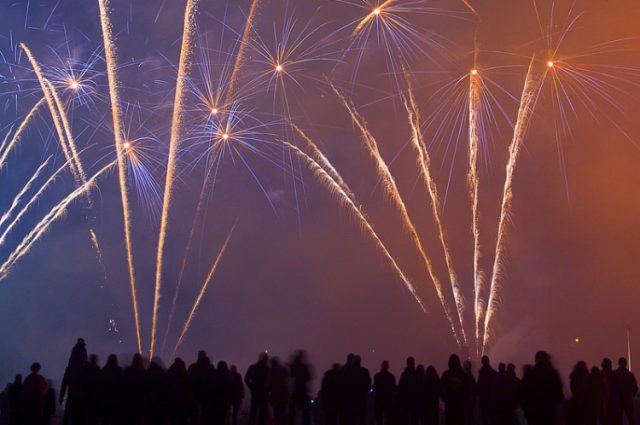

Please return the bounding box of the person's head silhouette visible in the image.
[30,363,41,374]
[619,357,628,369]
[406,357,415,369]
[449,354,461,370]
[481,356,490,367]
[381,360,389,371]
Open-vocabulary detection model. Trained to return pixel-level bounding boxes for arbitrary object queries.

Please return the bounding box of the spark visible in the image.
[98,0,142,354]
[20,43,80,181]
[0,162,114,281]
[0,157,75,247]
[547,60,554,68]
[404,79,467,347]
[0,158,51,230]
[483,56,541,352]
[284,141,427,313]
[151,0,200,359]
[0,98,46,171]
[331,84,463,347]
[211,107,219,115]
[171,223,237,357]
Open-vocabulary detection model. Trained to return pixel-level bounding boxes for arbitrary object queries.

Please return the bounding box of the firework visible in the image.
[98,0,143,354]
[483,56,540,351]
[404,79,467,347]
[171,224,237,357]
[331,84,463,347]
[0,158,51,229]
[0,98,45,171]
[0,162,114,281]
[285,141,427,313]
[151,0,200,358]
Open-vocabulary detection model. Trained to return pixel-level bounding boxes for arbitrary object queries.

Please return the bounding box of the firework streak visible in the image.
[151,0,200,358]
[98,0,143,354]
[0,98,45,171]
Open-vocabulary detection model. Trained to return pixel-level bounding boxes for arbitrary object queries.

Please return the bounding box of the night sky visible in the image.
[1,0,640,390]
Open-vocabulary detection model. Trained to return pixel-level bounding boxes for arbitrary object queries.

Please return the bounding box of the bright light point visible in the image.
[69,80,80,90]
[574,337,580,343]
[547,60,554,68]
[222,133,229,140]
[123,142,131,149]
[211,108,218,115]
[373,7,381,15]
[471,69,478,76]
[275,64,283,72]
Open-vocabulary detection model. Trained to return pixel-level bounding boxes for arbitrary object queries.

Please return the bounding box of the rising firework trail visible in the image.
[285,141,427,313]
[291,123,355,201]
[98,0,142,354]
[162,0,261,355]
[89,229,108,282]
[20,44,80,181]
[0,157,75,247]
[0,98,45,171]
[172,224,237,357]
[151,0,200,359]
[404,80,467,347]
[0,162,114,281]
[468,68,484,353]
[483,56,540,352]
[0,158,51,229]
[331,84,462,347]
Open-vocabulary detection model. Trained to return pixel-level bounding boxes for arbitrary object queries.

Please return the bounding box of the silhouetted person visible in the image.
[340,354,358,425]
[353,356,370,425]
[167,358,191,425]
[612,357,637,425]
[146,358,169,425]
[122,354,146,425]
[321,364,341,425]
[78,355,101,425]
[477,356,497,425]
[43,380,56,425]
[398,357,420,425]
[585,366,606,425]
[462,361,476,425]
[424,366,440,425]
[289,350,312,425]
[101,354,123,425]
[23,363,46,425]
[495,364,519,425]
[213,361,233,425]
[61,340,88,425]
[602,358,617,425]
[229,365,244,425]
[373,361,395,425]
[267,358,288,425]
[8,375,23,425]
[520,351,564,425]
[441,355,468,425]
[567,361,589,425]
[245,352,270,425]
[189,351,214,424]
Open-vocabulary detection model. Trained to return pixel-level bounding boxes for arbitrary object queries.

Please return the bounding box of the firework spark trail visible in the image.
[0,98,45,171]
[285,140,427,313]
[0,158,51,229]
[161,0,259,355]
[0,127,13,155]
[226,0,262,100]
[151,0,200,358]
[351,0,398,38]
[291,123,355,201]
[98,0,142,354]
[404,83,467,347]
[460,0,480,17]
[46,80,88,185]
[171,224,237,357]
[89,228,108,281]
[0,162,114,281]
[20,44,80,180]
[160,143,222,356]
[0,157,74,246]
[483,57,540,352]
[331,85,462,347]
[468,71,484,353]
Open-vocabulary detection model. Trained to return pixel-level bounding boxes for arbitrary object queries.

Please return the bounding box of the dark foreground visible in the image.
[1,339,638,425]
